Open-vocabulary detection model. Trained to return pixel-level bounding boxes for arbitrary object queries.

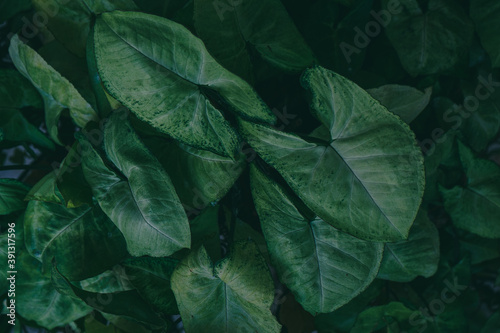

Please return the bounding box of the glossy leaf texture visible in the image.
[24,199,128,281]
[251,165,383,314]
[171,242,281,333]
[377,209,440,282]
[16,251,91,329]
[383,0,473,76]
[0,179,30,215]
[8,35,98,144]
[470,0,500,67]
[240,66,424,242]
[194,0,314,81]
[80,110,191,256]
[93,10,275,157]
[367,84,432,123]
[440,141,500,238]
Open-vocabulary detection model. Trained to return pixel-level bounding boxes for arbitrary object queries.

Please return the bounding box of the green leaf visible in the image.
[470,0,500,68]
[32,0,138,57]
[482,310,500,333]
[24,200,128,281]
[377,209,440,282]
[351,302,415,333]
[194,0,314,80]
[0,0,31,22]
[17,251,91,329]
[149,139,246,211]
[93,11,274,156]
[8,35,98,144]
[189,205,222,260]
[0,69,42,109]
[383,0,473,76]
[0,179,30,215]
[0,108,55,150]
[171,241,281,333]
[80,110,191,256]
[51,260,166,328]
[122,257,179,314]
[240,67,424,241]
[25,171,64,204]
[440,141,500,238]
[367,85,432,123]
[251,165,383,314]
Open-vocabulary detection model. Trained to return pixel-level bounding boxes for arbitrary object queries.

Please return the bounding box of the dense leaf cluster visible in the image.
[0,0,499,332]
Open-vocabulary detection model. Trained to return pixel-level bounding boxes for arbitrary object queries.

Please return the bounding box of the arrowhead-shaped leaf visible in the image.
[80,110,191,256]
[240,67,424,241]
[171,241,281,333]
[251,165,383,314]
[93,10,274,156]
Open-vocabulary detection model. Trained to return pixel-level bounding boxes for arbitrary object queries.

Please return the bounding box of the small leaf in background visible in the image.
[367,84,432,123]
[440,141,500,238]
[383,0,473,76]
[24,200,128,281]
[0,179,30,215]
[93,11,274,157]
[470,0,500,68]
[351,302,415,333]
[241,67,424,242]
[171,241,282,333]
[251,165,383,313]
[194,0,314,82]
[80,111,191,257]
[377,209,440,282]
[8,35,98,144]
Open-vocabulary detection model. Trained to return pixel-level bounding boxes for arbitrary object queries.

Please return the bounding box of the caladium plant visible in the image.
[1,0,499,332]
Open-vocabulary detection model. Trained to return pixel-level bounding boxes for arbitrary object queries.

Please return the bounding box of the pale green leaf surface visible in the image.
[93,11,274,156]
[377,209,440,282]
[8,35,98,144]
[240,67,424,241]
[251,166,383,314]
[80,112,190,256]
[171,242,281,333]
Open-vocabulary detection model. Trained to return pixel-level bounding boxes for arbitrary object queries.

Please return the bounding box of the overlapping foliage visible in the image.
[0,0,499,332]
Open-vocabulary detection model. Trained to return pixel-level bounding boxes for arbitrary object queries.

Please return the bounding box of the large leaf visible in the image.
[383,0,473,76]
[80,111,190,256]
[93,11,274,156]
[16,251,91,329]
[32,0,138,57]
[440,141,500,238]
[171,242,281,333]
[0,179,30,215]
[123,257,179,315]
[377,209,440,282]
[194,0,314,81]
[351,302,415,333]
[251,165,383,314]
[470,0,500,68]
[24,200,128,281]
[367,84,432,123]
[8,35,98,144]
[0,108,55,149]
[240,67,424,241]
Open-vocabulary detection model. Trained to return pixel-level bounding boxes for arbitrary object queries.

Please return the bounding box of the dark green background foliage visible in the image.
[0,0,499,332]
